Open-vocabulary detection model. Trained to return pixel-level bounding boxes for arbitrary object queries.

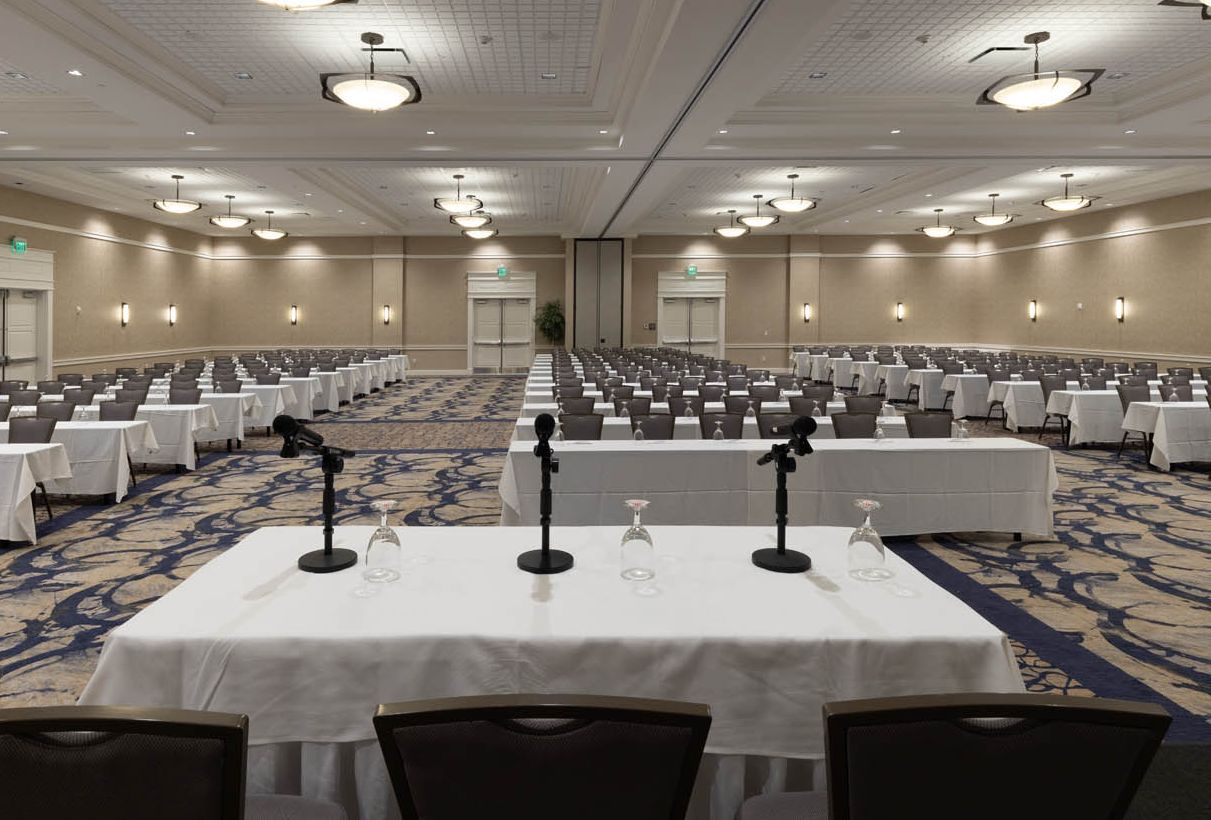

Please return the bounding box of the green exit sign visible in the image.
[686,265,697,277]
[497,266,508,278]
[9,236,27,255]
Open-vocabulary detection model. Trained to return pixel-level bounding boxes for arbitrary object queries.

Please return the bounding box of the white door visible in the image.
[472,299,502,371]
[660,298,691,353]
[500,298,533,370]
[4,290,39,384]
[690,298,721,359]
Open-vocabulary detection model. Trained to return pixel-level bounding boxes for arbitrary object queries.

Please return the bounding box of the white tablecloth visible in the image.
[1122,401,1211,471]
[874,364,910,401]
[942,374,990,419]
[0,421,157,502]
[1045,391,1124,446]
[231,388,284,432]
[854,362,882,395]
[500,438,1057,536]
[829,357,856,388]
[72,404,218,470]
[0,443,72,542]
[79,524,1023,820]
[335,368,359,403]
[308,372,345,412]
[514,415,908,442]
[906,369,946,410]
[386,354,409,382]
[790,351,813,378]
[987,381,1080,432]
[806,354,829,381]
[520,401,845,419]
[281,378,322,420]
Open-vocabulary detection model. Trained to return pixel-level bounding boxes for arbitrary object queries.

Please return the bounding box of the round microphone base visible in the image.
[298,547,359,574]
[752,547,811,573]
[517,548,574,575]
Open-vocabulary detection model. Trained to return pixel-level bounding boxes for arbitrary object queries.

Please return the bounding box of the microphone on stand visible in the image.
[753,415,817,574]
[517,413,574,575]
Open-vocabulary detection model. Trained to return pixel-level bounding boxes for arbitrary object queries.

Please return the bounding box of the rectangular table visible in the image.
[906,369,946,410]
[0,443,72,542]
[1045,390,1124,446]
[853,361,883,395]
[520,401,845,419]
[281,377,322,420]
[0,421,156,502]
[987,380,1080,432]
[1122,401,1211,471]
[942,374,990,419]
[514,415,908,442]
[75,404,219,470]
[308,371,345,413]
[874,364,910,401]
[79,524,1023,820]
[500,438,1057,537]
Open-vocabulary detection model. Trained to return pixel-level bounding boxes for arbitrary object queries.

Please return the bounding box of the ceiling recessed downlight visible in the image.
[321,32,421,112]
[978,32,1103,111]
[152,174,201,214]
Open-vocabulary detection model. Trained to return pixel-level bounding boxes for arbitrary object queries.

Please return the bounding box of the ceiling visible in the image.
[2,0,1211,238]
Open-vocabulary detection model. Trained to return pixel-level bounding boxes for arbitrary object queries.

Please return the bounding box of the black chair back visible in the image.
[35,401,76,422]
[256,373,282,386]
[99,401,140,421]
[8,390,41,406]
[8,416,57,443]
[844,396,882,414]
[698,412,743,439]
[169,388,203,404]
[615,397,652,417]
[831,412,877,438]
[756,413,800,439]
[904,411,953,438]
[559,413,605,441]
[630,414,675,440]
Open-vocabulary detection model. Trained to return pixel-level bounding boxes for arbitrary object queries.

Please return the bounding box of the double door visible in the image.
[471,298,533,373]
[659,297,721,359]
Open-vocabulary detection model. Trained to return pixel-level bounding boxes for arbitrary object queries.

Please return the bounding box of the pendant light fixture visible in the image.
[434,174,483,215]
[738,194,779,228]
[769,174,816,213]
[451,209,492,229]
[1040,173,1097,212]
[713,209,749,238]
[210,194,251,229]
[978,32,1103,111]
[260,0,356,9]
[321,32,421,113]
[252,210,287,240]
[972,193,1017,227]
[918,208,958,238]
[1158,0,1211,20]
[461,228,498,240]
[152,174,201,214]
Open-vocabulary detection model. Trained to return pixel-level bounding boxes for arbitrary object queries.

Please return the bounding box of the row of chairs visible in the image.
[559,393,883,418]
[554,410,953,440]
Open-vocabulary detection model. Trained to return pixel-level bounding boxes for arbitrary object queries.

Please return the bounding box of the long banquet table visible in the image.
[78,524,1024,820]
[0,442,72,542]
[499,438,1057,537]
[0,420,156,502]
[1121,401,1211,471]
[514,414,909,441]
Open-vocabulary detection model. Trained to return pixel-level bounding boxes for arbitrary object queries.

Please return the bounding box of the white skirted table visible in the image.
[1121,401,1211,471]
[514,415,908,441]
[308,371,346,412]
[873,364,910,401]
[987,380,1080,432]
[280,378,323,420]
[0,421,157,502]
[905,369,946,410]
[853,362,883,395]
[63,404,219,470]
[942,374,990,419]
[78,524,1024,820]
[0,443,72,543]
[499,438,1057,537]
[519,400,845,419]
[1045,390,1125,446]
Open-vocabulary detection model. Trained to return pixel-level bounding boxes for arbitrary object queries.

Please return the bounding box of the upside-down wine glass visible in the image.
[363,499,401,583]
[848,499,893,581]
[620,499,655,581]
[712,420,726,441]
[633,418,645,442]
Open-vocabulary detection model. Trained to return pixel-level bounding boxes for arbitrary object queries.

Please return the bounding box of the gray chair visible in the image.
[604,385,634,402]
[290,366,312,378]
[724,395,760,415]
[831,412,877,438]
[1039,375,1069,441]
[8,416,56,519]
[757,413,800,439]
[844,396,882,414]
[8,389,41,406]
[615,397,652,417]
[631,413,675,440]
[113,388,147,404]
[789,396,827,417]
[739,693,1169,820]
[0,705,347,820]
[749,385,780,402]
[668,396,705,418]
[1080,376,1108,390]
[99,401,139,422]
[699,412,743,439]
[373,694,709,820]
[553,385,584,400]
[256,373,282,385]
[215,379,244,394]
[774,375,801,391]
[169,388,203,404]
[35,401,76,422]
[558,397,596,415]
[318,363,338,372]
[56,373,84,386]
[699,385,725,402]
[62,387,96,406]
[0,403,9,422]
[1116,384,1152,458]
[559,413,605,441]
[1158,384,1193,402]
[36,380,65,394]
[679,376,704,391]
[800,385,834,403]
[726,375,749,393]
[904,411,953,438]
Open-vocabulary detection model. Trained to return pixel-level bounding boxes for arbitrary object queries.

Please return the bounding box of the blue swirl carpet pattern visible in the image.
[0,376,1206,742]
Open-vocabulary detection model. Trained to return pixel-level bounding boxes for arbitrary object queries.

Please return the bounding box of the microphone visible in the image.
[790,415,817,456]
[534,412,556,443]
[273,414,339,458]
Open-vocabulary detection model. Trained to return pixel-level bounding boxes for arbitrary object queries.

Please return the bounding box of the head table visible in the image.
[79,524,1022,820]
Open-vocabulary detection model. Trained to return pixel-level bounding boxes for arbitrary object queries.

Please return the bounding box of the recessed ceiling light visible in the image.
[304,192,312,196]
[426,130,435,135]
[1124,129,1136,134]
[540,72,557,80]
[185,130,196,136]
[876,209,883,213]
[718,129,728,134]
[234,71,254,80]
[890,129,901,134]
[924,193,932,197]
[66,69,85,77]
[337,209,344,213]
[0,131,7,136]
[599,129,608,134]
[808,71,828,79]
[1108,72,1128,80]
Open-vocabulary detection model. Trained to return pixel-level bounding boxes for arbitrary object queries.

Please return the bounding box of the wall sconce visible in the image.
[1028,299,1037,322]
[802,303,812,323]
[895,302,905,322]
[168,304,177,326]
[290,304,298,325]
[120,302,129,327]
[1115,296,1125,322]
[382,304,391,325]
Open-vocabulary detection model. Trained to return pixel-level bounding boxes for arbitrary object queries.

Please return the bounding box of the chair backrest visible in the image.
[1117,375,1148,387]
[844,396,882,414]
[255,373,282,385]
[822,693,1169,820]
[8,416,56,443]
[756,413,800,439]
[1199,366,1211,383]
[290,366,312,378]
[723,395,760,415]
[0,705,248,820]
[1168,367,1194,379]
[605,385,634,402]
[800,384,834,402]
[1161,374,1190,386]
[56,373,84,386]
[35,401,76,422]
[559,413,605,441]
[698,385,724,402]
[615,397,652,417]
[1080,376,1108,391]
[36,380,65,394]
[115,367,137,378]
[8,389,41,406]
[99,400,140,421]
[904,411,953,438]
[215,379,243,394]
[168,378,198,391]
[169,388,203,404]
[788,396,827,416]
[678,376,703,390]
[373,694,709,820]
[726,375,749,392]
[553,385,584,400]
[558,397,595,415]
[698,412,743,439]
[113,388,146,404]
[0,403,9,422]
[749,385,780,402]
[831,412,877,439]
[61,387,96,406]
[939,361,964,375]
[1158,384,1193,402]
[630,413,675,440]
[318,363,337,372]
[668,396,704,417]
[1115,384,1151,412]
[1039,375,1067,402]
[0,380,29,394]
[1020,369,1042,382]
[773,375,800,390]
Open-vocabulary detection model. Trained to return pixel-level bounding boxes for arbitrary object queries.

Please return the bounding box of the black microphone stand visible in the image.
[517,435,574,574]
[752,438,812,573]
[296,438,359,574]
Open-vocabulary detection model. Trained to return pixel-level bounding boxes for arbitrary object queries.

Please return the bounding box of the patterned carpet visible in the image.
[0,376,1207,744]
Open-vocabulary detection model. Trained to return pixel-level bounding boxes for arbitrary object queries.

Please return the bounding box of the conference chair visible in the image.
[1116,385,1152,459]
[256,373,283,385]
[724,395,761,415]
[56,373,84,386]
[34,380,65,395]
[99,401,139,422]
[699,385,725,402]
[8,416,57,519]
[1168,367,1195,379]
[552,385,584,400]
[113,388,147,404]
[756,413,799,439]
[844,396,882,414]
[0,403,9,422]
[904,411,953,438]
[1039,375,1069,441]
[831,412,877,439]
[373,695,708,820]
[8,389,41,406]
[558,397,595,415]
[35,401,76,422]
[90,373,118,385]
[800,384,834,403]
[215,379,243,394]
[0,380,28,394]
[630,413,675,440]
[168,378,199,391]
[1199,366,1211,383]
[726,375,749,393]
[739,693,1169,820]
[318,363,337,372]
[290,366,312,377]
[749,369,770,382]
[0,705,347,820]
[668,396,705,418]
[615,397,652,417]
[699,412,743,439]
[679,376,703,391]
[1081,376,1109,391]
[115,367,138,378]
[62,387,96,406]
[774,375,800,391]
[789,397,827,417]
[169,388,203,405]
[605,385,634,402]
[559,413,605,441]
[747,385,780,402]
[1158,384,1193,402]
[1117,375,1148,387]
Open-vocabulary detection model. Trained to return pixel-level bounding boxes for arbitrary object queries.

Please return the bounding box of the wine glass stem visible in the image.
[633,510,642,528]
[380,514,389,528]
[863,512,872,529]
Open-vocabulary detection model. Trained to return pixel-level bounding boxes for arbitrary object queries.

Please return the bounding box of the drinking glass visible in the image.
[873,417,886,441]
[881,401,895,417]
[745,400,757,418]
[619,402,630,417]
[712,420,726,440]
[1167,390,1180,403]
[811,401,823,417]
[684,404,696,418]
[633,418,645,442]
[848,499,893,581]
[363,499,402,583]
[620,499,655,581]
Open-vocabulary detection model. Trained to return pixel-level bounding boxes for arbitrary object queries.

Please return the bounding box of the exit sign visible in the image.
[9,236,27,255]
[497,266,508,278]
[686,265,697,277]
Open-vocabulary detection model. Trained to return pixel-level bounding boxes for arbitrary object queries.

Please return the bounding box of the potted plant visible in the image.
[534,300,565,345]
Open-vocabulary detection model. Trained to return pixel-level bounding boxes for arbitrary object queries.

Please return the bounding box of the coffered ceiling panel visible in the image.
[772,0,1211,98]
[97,0,602,98]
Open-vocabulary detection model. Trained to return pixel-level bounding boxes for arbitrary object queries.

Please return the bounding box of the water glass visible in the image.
[848,499,894,582]
[712,420,726,440]
[633,418,645,442]
[620,499,655,581]
[363,500,402,583]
